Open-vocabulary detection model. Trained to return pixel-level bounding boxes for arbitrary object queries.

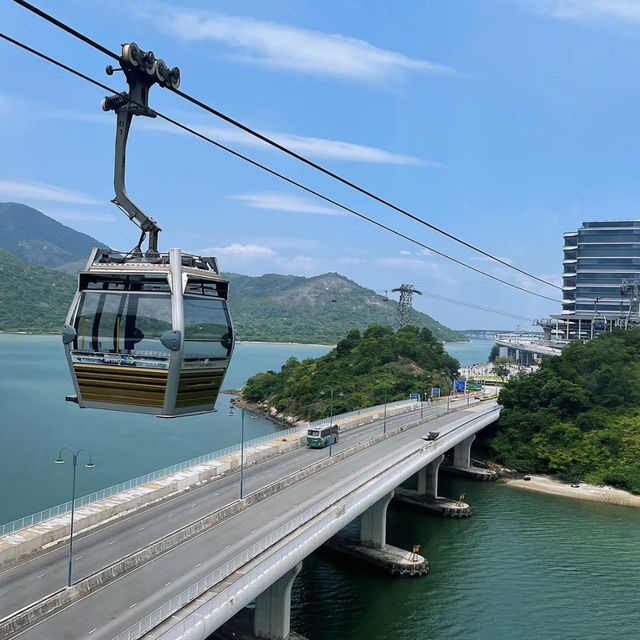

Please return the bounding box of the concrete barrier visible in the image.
[0,406,453,638]
[0,403,422,570]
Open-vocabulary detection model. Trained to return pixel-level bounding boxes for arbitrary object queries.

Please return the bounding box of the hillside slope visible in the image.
[243,324,460,421]
[225,272,466,343]
[482,329,640,492]
[0,202,107,273]
[0,249,77,332]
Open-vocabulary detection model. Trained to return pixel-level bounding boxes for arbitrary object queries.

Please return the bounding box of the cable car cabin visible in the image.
[593,316,607,333]
[62,247,234,417]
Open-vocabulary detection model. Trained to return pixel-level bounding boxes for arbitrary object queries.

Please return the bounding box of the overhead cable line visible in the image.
[0,31,561,304]
[419,291,537,322]
[9,0,562,293]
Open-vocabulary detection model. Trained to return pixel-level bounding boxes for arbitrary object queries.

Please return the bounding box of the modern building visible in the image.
[553,220,640,340]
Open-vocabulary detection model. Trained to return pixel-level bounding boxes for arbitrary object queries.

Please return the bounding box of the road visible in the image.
[2,399,495,640]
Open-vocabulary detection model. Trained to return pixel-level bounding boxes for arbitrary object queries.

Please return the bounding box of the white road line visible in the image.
[195,562,202,567]
[37,573,46,578]
[167,513,174,518]
[129,602,137,608]
[224,544,230,550]
[138,527,145,531]
[164,580,172,586]
[88,628,97,635]
[76,555,85,560]
[108,540,117,545]
[191,503,197,507]
[250,528,256,534]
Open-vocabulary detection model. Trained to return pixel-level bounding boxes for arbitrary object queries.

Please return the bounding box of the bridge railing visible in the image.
[111,418,436,640]
[113,404,498,640]
[0,399,418,537]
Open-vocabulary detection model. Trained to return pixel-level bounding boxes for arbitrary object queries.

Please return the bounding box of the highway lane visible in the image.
[0,400,467,620]
[12,404,497,640]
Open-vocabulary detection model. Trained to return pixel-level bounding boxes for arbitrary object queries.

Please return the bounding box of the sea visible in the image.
[2,335,639,640]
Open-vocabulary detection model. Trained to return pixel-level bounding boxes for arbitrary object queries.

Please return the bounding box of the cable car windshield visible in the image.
[73,292,173,358]
[183,296,233,359]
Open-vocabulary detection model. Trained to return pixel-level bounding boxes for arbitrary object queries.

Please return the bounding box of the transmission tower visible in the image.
[392,284,423,329]
[621,279,640,327]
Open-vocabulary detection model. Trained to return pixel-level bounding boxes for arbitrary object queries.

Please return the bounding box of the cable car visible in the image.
[593,315,607,333]
[62,42,235,417]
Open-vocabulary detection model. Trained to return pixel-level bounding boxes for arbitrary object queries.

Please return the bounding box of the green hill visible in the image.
[224,272,467,343]
[482,329,640,492]
[0,248,77,332]
[0,203,467,343]
[243,324,460,421]
[0,202,107,274]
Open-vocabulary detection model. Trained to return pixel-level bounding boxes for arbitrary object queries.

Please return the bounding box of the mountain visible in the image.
[0,248,77,332]
[0,203,467,342]
[224,272,467,343]
[0,202,107,274]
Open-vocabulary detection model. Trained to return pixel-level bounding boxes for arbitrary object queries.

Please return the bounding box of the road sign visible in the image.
[409,393,420,401]
[454,379,466,393]
[430,387,441,398]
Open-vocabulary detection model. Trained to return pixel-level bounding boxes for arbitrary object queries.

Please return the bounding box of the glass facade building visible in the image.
[554,220,640,338]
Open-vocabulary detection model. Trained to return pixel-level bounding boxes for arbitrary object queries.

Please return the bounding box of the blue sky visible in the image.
[2,0,640,329]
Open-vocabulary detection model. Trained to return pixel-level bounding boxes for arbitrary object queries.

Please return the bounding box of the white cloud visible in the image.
[139,3,458,83]
[199,243,276,258]
[0,179,101,205]
[54,108,430,166]
[228,192,347,216]
[248,236,321,250]
[274,254,321,273]
[400,250,412,255]
[521,0,640,25]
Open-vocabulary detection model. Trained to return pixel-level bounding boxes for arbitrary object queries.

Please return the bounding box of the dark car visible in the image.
[424,431,440,441]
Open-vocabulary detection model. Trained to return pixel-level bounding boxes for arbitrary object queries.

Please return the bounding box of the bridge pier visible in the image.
[325,491,428,577]
[442,435,498,481]
[394,455,471,517]
[254,562,303,640]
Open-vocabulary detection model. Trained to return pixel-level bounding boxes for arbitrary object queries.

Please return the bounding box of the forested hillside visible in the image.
[0,249,76,332]
[483,329,640,492]
[225,272,467,343]
[243,324,460,421]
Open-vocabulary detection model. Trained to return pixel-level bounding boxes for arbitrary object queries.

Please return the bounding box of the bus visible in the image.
[307,424,339,448]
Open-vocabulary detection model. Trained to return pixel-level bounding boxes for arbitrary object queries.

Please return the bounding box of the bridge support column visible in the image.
[453,435,475,468]
[360,490,394,549]
[395,456,471,517]
[254,562,302,640]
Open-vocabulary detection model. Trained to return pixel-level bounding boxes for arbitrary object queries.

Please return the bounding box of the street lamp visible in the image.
[54,446,95,587]
[239,405,246,499]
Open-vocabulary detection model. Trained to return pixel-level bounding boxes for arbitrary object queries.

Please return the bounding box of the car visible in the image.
[424,431,440,441]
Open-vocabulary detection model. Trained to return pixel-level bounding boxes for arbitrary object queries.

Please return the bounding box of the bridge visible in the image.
[460,328,515,340]
[0,397,500,640]
[495,333,562,365]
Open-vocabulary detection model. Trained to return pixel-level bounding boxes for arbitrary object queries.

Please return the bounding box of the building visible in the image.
[553,220,640,340]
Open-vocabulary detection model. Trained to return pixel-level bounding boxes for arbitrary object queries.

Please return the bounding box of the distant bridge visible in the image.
[460,328,515,340]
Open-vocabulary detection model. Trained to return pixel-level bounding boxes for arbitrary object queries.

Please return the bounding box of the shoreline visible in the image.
[502,474,640,508]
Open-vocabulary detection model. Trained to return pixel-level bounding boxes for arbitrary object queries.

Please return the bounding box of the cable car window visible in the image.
[184,279,221,297]
[74,292,172,354]
[183,296,233,358]
[82,274,171,292]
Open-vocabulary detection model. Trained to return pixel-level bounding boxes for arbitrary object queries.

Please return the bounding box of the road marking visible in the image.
[108,540,117,545]
[164,580,172,586]
[129,602,137,609]
[138,527,145,531]
[76,555,85,560]
[214,491,220,496]
[250,528,256,533]
[191,503,197,507]
[224,544,230,550]
[273,515,279,520]
[195,562,202,567]
[37,573,46,578]
[167,513,174,518]
[88,628,97,635]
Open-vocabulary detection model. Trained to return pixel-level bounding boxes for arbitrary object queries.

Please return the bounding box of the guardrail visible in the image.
[0,400,418,537]
[112,405,498,640]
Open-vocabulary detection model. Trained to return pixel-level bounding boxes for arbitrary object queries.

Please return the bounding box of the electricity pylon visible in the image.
[392,284,422,329]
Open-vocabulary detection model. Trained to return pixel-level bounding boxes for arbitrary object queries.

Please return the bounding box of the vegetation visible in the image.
[491,356,511,381]
[0,248,77,332]
[225,272,467,344]
[488,344,500,362]
[483,329,640,493]
[243,324,460,421]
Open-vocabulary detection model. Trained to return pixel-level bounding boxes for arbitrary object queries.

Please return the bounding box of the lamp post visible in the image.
[54,447,95,587]
[240,406,245,499]
[383,383,388,434]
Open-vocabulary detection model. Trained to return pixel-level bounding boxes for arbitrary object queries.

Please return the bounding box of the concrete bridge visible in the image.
[0,398,500,640]
[495,333,562,365]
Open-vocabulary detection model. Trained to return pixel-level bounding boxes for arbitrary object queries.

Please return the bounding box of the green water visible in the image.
[292,475,640,639]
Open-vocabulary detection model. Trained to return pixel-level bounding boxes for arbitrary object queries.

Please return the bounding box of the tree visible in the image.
[488,344,500,363]
[492,356,510,381]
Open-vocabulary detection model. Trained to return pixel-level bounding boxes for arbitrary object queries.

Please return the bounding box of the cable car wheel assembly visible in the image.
[62,43,235,417]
